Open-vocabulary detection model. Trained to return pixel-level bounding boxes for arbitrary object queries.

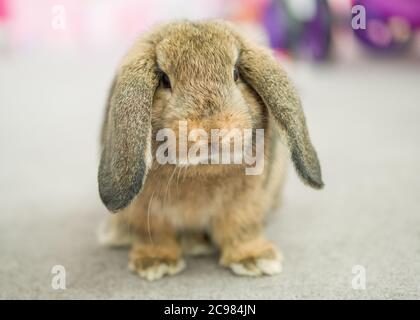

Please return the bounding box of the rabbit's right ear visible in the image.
[98,46,159,213]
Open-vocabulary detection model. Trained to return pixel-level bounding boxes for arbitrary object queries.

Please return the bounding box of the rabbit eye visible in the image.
[233,67,239,82]
[160,72,171,89]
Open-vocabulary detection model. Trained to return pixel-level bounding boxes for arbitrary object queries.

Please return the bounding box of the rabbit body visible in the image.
[98,21,322,280]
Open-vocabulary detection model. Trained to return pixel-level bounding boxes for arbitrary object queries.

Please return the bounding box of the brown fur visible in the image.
[98,20,323,279]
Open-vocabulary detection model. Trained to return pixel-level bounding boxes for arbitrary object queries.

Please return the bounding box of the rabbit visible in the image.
[97,20,323,281]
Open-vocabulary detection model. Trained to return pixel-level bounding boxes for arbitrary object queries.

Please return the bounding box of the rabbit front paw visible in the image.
[220,238,282,277]
[129,244,185,281]
[229,257,282,276]
[128,257,185,281]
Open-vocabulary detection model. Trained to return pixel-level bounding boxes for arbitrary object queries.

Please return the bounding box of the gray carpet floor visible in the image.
[0,54,419,299]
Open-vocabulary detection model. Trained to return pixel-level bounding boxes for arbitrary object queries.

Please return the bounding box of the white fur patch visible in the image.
[230,262,262,277]
[129,259,186,281]
[230,258,282,277]
[256,258,282,275]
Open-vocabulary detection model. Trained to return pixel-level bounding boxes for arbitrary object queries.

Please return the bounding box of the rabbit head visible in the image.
[98,21,323,213]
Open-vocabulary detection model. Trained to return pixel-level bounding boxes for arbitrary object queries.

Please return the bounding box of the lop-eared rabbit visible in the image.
[97,21,323,281]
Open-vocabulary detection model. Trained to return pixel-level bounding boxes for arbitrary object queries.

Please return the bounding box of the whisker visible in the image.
[164,165,177,206]
[146,189,156,246]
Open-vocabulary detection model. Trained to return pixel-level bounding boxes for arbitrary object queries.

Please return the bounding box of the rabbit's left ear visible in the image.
[237,40,323,189]
[98,47,159,212]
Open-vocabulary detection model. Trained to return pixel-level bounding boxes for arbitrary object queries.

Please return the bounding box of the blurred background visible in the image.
[2,0,420,59]
[1,0,419,299]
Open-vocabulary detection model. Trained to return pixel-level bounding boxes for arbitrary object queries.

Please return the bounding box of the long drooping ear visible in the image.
[238,40,323,189]
[98,45,159,212]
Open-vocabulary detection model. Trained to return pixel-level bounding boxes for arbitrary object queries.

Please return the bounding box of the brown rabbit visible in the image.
[97,20,323,281]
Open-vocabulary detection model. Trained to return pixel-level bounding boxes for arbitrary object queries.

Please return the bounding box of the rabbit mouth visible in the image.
[176,150,243,167]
